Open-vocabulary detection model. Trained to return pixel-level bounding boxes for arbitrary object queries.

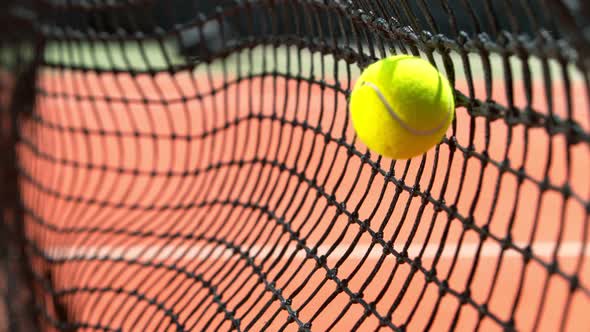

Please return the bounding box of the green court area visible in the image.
[33,39,585,83]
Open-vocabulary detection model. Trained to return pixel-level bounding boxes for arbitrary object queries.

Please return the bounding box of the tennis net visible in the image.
[1,0,589,331]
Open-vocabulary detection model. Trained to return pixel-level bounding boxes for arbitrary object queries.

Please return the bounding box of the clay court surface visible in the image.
[13,47,589,331]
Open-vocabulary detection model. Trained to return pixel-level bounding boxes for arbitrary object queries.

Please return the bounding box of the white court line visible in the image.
[48,241,589,262]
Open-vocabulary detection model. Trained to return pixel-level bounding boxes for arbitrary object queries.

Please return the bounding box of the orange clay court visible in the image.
[14,56,588,332]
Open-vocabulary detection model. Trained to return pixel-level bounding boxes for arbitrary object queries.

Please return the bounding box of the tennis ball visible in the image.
[349,55,454,160]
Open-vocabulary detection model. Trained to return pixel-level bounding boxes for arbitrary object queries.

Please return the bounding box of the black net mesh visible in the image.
[1,0,589,331]
[1,2,44,331]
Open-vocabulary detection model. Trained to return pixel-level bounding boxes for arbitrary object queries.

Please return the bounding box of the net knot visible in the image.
[306,247,318,259]
[456,31,469,46]
[396,251,408,264]
[339,278,349,291]
[290,230,301,242]
[351,291,364,304]
[385,170,395,181]
[539,178,550,192]
[569,276,580,292]
[438,280,449,296]
[382,241,394,256]
[411,256,422,270]
[425,268,436,283]
[296,240,306,251]
[317,254,327,267]
[348,211,359,224]
[299,322,312,332]
[479,225,489,240]
[478,304,488,318]
[500,235,512,250]
[463,144,475,158]
[522,245,533,263]
[504,318,516,332]
[459,289,471,304]
[463,216,475,231]
[358,220,369,233]
[285,312,296,323]
[433,199,445,212]
[373,231,384,243]
[411,184,420,197]
[346,143,355,157]
[446,136,458,153]
[516,166,526,183]
[561,184,572,198]
[326,267,338,280]
[360,151,370,163]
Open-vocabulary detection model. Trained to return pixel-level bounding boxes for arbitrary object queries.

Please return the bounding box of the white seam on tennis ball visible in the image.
[362,81,451,136]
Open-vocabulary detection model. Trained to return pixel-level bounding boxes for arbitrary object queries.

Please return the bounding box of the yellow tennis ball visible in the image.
[349,55,455,160]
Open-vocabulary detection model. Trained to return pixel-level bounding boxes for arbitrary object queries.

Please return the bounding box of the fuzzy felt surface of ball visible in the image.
[349,55,455,160]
